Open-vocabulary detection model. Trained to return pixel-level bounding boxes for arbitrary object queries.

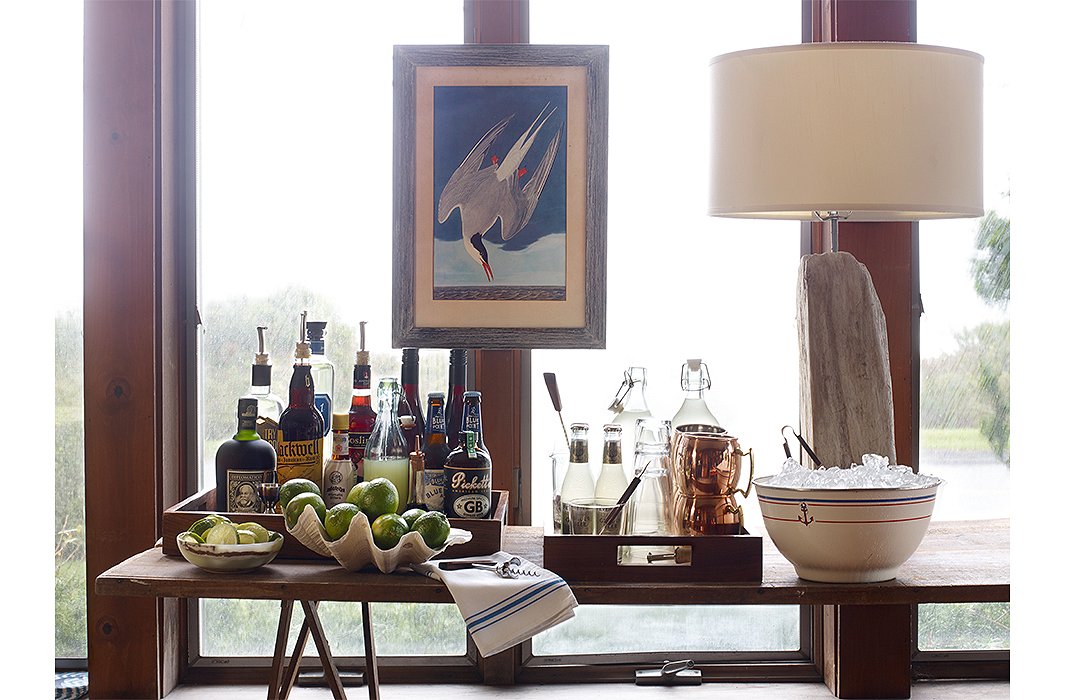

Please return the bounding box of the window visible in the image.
[528,0,804,663]
[195,0,469,663]
[917,0,1010,653]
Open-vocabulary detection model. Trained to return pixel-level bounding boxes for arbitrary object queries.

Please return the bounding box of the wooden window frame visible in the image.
[81,0,1005,695]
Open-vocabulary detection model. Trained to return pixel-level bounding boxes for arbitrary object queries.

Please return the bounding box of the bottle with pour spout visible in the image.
[671,358,721,431]
[242,325,284,453]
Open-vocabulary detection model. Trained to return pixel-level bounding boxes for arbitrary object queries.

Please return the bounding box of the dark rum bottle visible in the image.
[444,349,468,450]
[348,321,375,482]
[276,312,325,489]
[215,398,277,513]
[443,430,492,520]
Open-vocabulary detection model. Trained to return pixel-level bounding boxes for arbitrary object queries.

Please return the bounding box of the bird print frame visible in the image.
[393,45,608,349]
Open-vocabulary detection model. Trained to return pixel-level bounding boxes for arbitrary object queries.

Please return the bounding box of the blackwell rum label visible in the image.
[276,433,323,487]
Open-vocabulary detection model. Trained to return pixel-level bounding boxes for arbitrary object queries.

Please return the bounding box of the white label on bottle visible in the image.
[424,468,445,510]
[225,469,271,513]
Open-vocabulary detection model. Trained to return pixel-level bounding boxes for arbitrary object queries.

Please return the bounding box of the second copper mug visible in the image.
[673,493,744,535]
[670,425,755,498]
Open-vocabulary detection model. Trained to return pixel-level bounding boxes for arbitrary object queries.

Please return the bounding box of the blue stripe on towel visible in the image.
[465,576,566,631]
[468,579,569,635]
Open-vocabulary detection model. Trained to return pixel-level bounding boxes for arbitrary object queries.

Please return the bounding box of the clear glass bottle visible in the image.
[594,424,627,501]
[322,413,355,508]
[671,358,721,430]
[607,367,655,463]
[305,320,335,438]
[623,418,678,562]
[242,325,284,453]
[364,377,411,509]
[558,423,594,533]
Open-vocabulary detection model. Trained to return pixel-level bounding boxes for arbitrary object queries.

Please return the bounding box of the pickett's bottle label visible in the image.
[276,433,323,486]
[444,468,491,519]
[256,417,279,452]
[225,468,271,513]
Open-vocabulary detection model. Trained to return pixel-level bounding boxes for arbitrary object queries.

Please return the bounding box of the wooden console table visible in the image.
[96,519,1009,699]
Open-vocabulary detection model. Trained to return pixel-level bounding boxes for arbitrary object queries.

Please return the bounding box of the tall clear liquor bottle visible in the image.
[305,320,335,438]
[364,377,411,509]
[215,398,277,513]
[277,312,325,488]
[322,413,355,508]
[444,349,468,450]
[348,321,375,482]
[422,392,449,511]
[242,325,284,452]
[671,358,722,430]
[594,423,628,501]
[398,348,425,450]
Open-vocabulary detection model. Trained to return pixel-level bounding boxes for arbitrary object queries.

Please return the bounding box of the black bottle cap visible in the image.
[449,348,467,364]
[402,347,419,362]
[305,321,327,341]
[251,363,272,386]
[463,391,482,399]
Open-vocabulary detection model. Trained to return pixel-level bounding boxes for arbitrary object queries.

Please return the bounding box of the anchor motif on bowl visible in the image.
[798,502,815,526]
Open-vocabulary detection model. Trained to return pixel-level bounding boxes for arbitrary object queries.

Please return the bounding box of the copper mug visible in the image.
[670,425,754,499]
[672,493,744,535]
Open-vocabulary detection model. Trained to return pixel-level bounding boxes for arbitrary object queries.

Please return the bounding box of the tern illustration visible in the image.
[437,104,563,282]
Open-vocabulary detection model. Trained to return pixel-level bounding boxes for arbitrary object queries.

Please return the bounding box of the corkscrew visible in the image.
[439,557,541,579]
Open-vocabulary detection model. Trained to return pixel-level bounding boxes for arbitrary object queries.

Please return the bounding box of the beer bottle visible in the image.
[422,392,449,511]
[460,390,487,450]
[398,348,425,449]
[444,349,468,450]
[443,430,492,520]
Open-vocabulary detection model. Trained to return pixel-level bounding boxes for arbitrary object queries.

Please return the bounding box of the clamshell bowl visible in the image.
[754,477,940,583]
[287,505,472,573]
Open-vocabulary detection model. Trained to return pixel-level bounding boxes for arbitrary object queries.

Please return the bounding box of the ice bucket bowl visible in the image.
[753,477,940,583]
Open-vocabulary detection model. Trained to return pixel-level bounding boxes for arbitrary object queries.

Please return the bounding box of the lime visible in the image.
[238,521,271,544]
[285,491,327,529]
[178,531,204,545]
[411,511,451,549]
[188,514,229,538]
[346,481,368,506]
[324,503,362,541]
[204,522,239,545]
[279,478,322,509]
[401,508,427,529]
[371,513,409,550]
[236,528,257,544]
[358,478,400,521]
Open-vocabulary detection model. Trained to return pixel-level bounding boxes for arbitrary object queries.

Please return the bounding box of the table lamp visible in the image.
[708,42,983,468]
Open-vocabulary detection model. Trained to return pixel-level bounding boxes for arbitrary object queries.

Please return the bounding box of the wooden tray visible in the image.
[162,488,507,560]
[542,529,762,583]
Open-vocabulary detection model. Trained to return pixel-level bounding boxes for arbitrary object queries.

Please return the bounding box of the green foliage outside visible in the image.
[55,309,87,658]
[918,603,1010,651]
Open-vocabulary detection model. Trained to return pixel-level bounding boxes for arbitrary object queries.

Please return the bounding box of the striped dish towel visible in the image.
[412,552,577,657]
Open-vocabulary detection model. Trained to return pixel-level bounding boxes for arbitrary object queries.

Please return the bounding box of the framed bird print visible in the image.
[393,44,608,349]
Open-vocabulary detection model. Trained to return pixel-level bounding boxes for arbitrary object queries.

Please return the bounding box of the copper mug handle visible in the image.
[735,447,755,498]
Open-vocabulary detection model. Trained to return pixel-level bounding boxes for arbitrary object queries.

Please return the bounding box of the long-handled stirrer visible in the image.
[542,373,569,447]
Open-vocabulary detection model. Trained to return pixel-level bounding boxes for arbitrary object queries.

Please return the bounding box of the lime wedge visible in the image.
[178,531,204,545]
[204,522,239,545]
[236,529,257,544]
[239,521,270,543]
[188,514,228,538]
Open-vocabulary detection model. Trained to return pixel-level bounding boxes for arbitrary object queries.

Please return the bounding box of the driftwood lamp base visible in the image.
[796,251,896,469]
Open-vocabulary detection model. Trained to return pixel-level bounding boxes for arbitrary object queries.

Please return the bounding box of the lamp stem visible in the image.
[814,211,848,253]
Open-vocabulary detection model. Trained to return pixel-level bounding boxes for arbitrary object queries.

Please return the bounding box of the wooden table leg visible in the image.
[362,601,380,700]
[821,604,912,699]
[301,600,347,700]
[279,602,316,699]
[267,600,295,700]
